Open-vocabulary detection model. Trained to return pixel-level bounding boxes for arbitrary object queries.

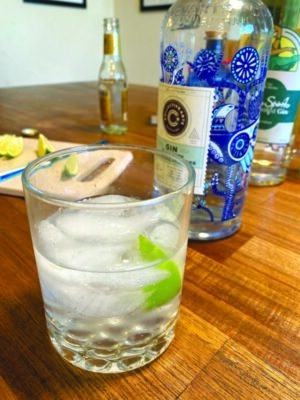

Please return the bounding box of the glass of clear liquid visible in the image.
[22,145,195,373]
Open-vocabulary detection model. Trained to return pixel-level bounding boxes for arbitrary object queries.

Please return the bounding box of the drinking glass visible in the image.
[22,145,195,373]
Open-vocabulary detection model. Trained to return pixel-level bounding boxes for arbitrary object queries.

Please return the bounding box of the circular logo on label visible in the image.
[228,131,250,161]
[163,99,188,136]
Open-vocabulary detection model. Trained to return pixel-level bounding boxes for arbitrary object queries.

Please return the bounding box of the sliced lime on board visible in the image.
[0,134,24,158]
[138,235,182,311]
[37,133,55,157]
[0,135,11,156]
[7,136,24,158]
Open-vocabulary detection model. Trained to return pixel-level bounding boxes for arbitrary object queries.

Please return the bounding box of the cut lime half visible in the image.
[0,135,11,156]
[0,134,24,158]
[138,235,182,311]
[7,136,24,158]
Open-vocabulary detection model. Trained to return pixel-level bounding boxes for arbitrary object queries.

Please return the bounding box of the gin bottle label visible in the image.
[157,82,215,195]
[258,26,300,144]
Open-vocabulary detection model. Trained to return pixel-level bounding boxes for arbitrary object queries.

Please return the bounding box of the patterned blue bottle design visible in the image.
[157,0,273,240]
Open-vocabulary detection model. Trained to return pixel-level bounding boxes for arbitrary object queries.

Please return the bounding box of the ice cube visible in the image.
[36,249,170,318]
[34,199,181,318]
[36,246,171,318]
[37,217,131,271]
[37,219,66,247]
[145,221,179,251]
[37,219,75,266]
[51,205,161,245]
[73,287,145,318]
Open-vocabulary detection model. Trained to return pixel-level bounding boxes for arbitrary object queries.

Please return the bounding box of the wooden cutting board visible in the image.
[0,138,81,197]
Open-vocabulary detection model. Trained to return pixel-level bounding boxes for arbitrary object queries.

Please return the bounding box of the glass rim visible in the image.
[22,144,195,209]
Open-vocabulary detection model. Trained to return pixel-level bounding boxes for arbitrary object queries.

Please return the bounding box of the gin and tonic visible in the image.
[22,145,194,373]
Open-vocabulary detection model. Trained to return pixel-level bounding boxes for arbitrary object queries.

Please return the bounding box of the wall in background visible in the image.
[0,0,113,88]
[0,0,166,88]
[115,0,165,87]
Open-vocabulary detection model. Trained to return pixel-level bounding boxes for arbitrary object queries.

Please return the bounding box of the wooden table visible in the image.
[0,82,299,399]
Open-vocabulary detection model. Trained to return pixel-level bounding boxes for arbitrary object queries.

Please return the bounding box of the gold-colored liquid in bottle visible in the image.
[98,18,128,135]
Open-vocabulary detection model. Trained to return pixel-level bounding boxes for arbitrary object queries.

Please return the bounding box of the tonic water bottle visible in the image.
[98,18,128,135]
[157,0,273,240]
[250,0,300,186]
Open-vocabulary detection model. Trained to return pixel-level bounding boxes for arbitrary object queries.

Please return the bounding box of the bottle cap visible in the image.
[205,31,226,40]
[104,17,119,31]
[21,128,39,137]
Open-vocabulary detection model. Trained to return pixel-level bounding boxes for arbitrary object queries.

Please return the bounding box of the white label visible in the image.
[157,82,215,195]
[257,26,300,145]
[257,122,294,144]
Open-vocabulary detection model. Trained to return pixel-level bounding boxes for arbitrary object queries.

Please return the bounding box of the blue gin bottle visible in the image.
[157,0,273,240]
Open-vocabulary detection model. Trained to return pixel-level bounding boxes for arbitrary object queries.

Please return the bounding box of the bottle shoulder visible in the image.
[163,0,273,33]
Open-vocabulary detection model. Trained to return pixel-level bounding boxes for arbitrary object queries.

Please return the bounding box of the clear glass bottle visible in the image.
[157,0,273,240]
[287,103,300,180]
[98,18,128,135]
[250,0,300,186]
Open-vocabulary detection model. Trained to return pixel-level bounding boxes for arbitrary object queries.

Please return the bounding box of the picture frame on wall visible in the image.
[140,0,175,12]
[23,0,87,8]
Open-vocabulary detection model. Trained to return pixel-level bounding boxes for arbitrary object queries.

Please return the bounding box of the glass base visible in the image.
[249,172,285,186]
[189,218,241,241]
[251,142,289,186]
[47,317,176,373]
[287,150,300,181]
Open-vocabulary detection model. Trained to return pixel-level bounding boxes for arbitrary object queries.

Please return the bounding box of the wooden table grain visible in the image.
[0,82,299,400]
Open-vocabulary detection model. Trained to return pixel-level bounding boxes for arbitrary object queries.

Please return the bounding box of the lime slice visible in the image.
[62,153,79,177]
[6,136,24,158]
[138,235,182,311]
[0,134,11,156]
[0,134,24,158]
[37,133,55,157]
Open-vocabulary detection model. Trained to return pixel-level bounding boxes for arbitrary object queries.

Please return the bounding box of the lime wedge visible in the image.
[7,136,24,158]
[139,234,167,261]
[62,153,79,177]
[138,235,182,311]
[37,134,55,157]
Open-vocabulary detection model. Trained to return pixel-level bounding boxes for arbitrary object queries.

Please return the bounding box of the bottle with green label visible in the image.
[250,0,300,186]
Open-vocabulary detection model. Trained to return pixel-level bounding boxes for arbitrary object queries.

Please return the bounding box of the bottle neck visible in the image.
[205,31,225,53]
[103,18,122,58]
[103,32,121,58]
